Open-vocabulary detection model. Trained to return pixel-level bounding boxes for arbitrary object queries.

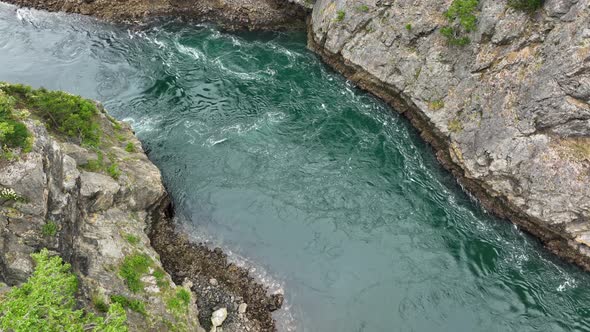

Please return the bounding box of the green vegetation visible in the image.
[107,163,121,180]
[110,295,146,316]
[41,221,58,237]
[356,4,369,12]
[405,23,412,31]
[83,150,106,172]
[166,288,191,315]
[440,27,471,46]
[0,249,127,331]
[0,187,24,201]
[153,268,169,289]
[441,0,479,46]
[119,253,153,293]
[0,89,32,156]
[448,118,463,133]
[508,0,544,12]
[334,10,346,22]
[125,234,140,245]
[125,142,136,153]
[429,100,445,110]
[92,295,110,313]
[0,83,100,147]
[81,150,122,180]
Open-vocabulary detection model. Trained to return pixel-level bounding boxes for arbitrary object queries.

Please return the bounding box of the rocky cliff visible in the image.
[308,0,590,269]
[0,83,204,331]
[0,83,282,331]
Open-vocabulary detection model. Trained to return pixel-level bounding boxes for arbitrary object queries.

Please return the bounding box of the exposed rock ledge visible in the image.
[308,0,590,270]
[0,86,281,331]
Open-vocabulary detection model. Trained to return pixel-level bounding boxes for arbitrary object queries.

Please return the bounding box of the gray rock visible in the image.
[211,307,228,329]
[0,107,203,331]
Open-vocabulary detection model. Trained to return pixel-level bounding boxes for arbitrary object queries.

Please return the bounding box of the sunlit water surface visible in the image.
[1,4,590,331]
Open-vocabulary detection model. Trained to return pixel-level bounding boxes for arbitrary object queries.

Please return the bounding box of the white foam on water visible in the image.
[122,116,160,134]
[557,276,577,292]
[175,42,205,60]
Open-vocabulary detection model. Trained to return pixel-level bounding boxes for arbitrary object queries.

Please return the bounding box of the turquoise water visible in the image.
[1,4,590,331]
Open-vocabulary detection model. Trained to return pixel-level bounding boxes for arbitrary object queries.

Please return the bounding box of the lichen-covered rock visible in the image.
[309,0,590,268]
[0,104,202,331]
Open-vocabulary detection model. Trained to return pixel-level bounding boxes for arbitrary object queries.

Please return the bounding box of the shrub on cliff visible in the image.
[441,0,479,46]
[0,90,31,152]
[0,249,128,332]
[0,83,101,147]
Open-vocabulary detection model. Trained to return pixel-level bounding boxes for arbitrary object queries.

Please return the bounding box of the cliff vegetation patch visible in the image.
[440,0,479,46]
[0,249,128,331]
[0,88,32,159]
[0,83,101,147]
[119,253,153,293]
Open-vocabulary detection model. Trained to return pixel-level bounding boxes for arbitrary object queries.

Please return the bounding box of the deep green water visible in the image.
[2,4,590,331]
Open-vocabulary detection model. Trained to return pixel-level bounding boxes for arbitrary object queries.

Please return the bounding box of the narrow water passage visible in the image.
[1,4,590,331]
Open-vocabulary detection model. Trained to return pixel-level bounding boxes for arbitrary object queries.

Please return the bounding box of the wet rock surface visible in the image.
[308,0,590,269]
[150,207,284,332]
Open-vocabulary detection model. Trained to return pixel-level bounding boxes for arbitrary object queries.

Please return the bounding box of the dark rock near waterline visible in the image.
[1,0,310,30]
[149,206,284,332]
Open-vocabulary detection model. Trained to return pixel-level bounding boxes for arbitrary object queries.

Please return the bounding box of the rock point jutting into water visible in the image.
[0,0,589,331]
[0,83,283,331]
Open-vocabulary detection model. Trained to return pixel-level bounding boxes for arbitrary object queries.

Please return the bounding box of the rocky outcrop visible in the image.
[308,0,590,269]
[0,103,204,330]
[0,86,284,331]
[1,0,309,30]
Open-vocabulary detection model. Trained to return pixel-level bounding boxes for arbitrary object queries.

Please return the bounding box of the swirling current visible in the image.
[1,4,590,332]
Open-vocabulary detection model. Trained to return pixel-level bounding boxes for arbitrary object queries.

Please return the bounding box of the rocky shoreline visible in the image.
[307,28,590,271]
[149,202,284,332]
[0,0,309,30]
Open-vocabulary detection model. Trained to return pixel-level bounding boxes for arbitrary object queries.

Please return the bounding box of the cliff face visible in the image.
[308,0,590,268]
[0,88,203,330]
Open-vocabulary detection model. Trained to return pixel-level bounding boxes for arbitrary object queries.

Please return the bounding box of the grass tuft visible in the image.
[119,253,153,293]
[334,10,346,22]
[41,221,58,237]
